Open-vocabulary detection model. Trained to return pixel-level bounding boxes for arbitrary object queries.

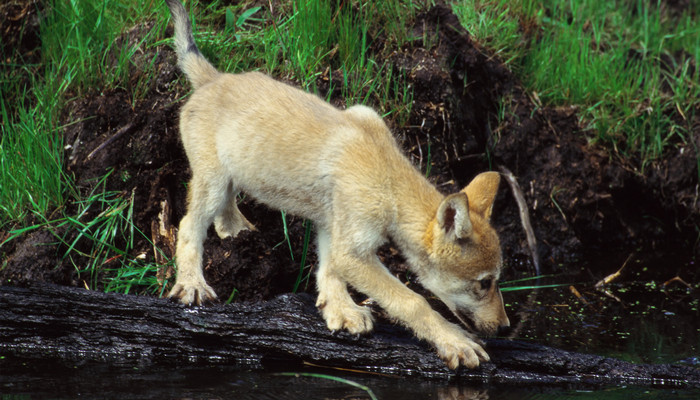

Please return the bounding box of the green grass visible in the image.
[56,179,162,294]
[1,0,168,227]
[2,170,170,295]
[452,0,536,66]
[0,83,67,223]
[454,0,699,169]
[500,274,570,292]
[293,220,314,293]
[191,0,415,119]
[40,0,168,94]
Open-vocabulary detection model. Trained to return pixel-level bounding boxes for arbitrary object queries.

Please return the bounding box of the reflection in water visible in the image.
[2,357,699,399]
[503,256,699,365]
[438,386,489,400]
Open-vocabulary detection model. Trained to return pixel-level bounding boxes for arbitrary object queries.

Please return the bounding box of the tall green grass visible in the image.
[1,0,167,227]
[55,178,169,295]
[0,79,67,223]
[2,170,169,295]
[40,0,167,93]
[454,0,699,169]
[452,0,536,67]
[193,0,415,120]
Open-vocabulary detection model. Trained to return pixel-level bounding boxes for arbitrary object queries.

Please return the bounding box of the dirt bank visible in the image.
[1,2,698,301]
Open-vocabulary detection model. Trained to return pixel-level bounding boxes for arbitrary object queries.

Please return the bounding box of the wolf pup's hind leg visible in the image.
[214,182,255,239]
[169,173,230,305]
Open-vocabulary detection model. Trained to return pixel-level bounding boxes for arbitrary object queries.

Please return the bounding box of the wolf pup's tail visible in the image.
[165,0,219,88]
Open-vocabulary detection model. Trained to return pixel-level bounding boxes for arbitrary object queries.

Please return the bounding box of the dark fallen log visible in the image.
[1,284,698,389]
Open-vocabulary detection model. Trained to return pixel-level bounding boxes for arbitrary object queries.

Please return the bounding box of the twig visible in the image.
[593,253,634,305]
[594,253,633,289]
[499,166,540,276]
[599,288,624,303]
[87,122,135,161]
[500,166,541,340]
[663,276,692,289]
[569,285,589,305]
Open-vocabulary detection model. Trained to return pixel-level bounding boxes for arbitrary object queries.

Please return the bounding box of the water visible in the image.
[3,358,699,400]
[2,256,699,399]
[2,359,699,399]
[504,256,700,365]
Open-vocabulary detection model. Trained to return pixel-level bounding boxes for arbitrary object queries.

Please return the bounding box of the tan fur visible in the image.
[165,0,509,369]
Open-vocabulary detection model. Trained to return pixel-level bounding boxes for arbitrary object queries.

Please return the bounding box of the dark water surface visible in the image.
[2,358,699,399]
[2,256,699,399]
[504,255,700,366]
[3,358,699,400]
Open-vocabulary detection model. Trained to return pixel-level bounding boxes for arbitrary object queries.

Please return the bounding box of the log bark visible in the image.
[1,284,698,389]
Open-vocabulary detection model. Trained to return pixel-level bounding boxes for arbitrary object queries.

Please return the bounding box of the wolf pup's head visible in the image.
[420,171,510,336]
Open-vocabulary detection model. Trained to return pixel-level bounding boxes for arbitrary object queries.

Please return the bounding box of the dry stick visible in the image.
[594,252,633,289]
[499,166,541,340]
[87,122,135,161]
[499,166,540,276]
[594,253,634,304]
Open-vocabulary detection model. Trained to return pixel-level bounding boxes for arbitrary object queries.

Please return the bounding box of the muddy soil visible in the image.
[1,2,698,302]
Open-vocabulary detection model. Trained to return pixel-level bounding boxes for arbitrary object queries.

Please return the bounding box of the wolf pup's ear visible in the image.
[437,192,472,240]
[463,171,500,221]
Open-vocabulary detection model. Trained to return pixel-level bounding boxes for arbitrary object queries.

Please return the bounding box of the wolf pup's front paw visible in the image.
[316,296,374,335]
[435,331,490,369]
[169,280,218,306]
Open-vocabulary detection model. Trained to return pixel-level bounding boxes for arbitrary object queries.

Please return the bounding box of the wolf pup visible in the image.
[165,0,509,369]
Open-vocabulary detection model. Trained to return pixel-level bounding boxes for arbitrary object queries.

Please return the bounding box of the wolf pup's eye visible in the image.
[479,278,492,291]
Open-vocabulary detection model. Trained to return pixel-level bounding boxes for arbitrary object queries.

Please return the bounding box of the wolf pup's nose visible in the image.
[496,322,511,336]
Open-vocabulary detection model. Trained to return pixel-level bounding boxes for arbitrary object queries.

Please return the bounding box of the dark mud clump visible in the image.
[0,1,41,115]
[1,3,698,300]
[0,1,40,63]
